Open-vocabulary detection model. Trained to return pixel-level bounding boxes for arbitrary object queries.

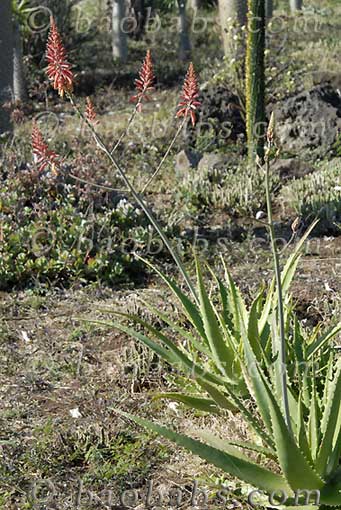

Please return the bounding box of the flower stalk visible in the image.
[141,118,186,193]
[110,50,155,155]
[44,27,199,301]
[264,113,292,435]
[176,62,201,126]
[68,93,198,304]
[31,122,59,173]
[142,62,200,192]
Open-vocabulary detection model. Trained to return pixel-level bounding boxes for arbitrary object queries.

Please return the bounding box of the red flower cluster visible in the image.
[46,17,74,97]
[32,122,59,173]
[85,97,98,125]
[130,50,155,111]
[176,63,201,126]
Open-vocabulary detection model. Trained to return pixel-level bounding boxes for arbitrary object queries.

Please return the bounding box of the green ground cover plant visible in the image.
[281,159,341,234]
[0,169,153,288]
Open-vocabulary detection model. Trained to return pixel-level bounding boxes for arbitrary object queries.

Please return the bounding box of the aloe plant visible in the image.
[118,347,341,505]
[103,243,341,504]
[98,219,336,402]
[103,236,341,504]
[97,120,341,506]
[44,19,341,506]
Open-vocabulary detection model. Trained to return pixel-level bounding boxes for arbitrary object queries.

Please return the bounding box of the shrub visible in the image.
[0,169,153,289]
[176,160,279,216]
[281,158,341,234]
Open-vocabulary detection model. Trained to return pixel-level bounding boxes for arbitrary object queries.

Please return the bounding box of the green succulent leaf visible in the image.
[117,411,290,494]
[316,359,341,477]
[196,259,239,384]
[307,323,341,360]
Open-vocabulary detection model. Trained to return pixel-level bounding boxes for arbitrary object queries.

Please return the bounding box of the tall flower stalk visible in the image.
[176,62,201,126]
[263,112,292,434]
[44,21,201,301]
[110,50,155,155]
[130,49,155,110]
[142,62,201,192]
[85,97,98,126]
[68,94,198,303]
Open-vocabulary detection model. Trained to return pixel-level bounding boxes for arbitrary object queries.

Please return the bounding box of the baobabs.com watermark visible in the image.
[29,479,320,508]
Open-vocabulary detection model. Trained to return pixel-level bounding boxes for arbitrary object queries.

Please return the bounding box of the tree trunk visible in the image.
[13,20,27,103]
[265,0,273,18]
[218,0,247,58]
[245,0,266,162]
[0,0,13,134]
[290,0,302,11]
[112,0,128,62]
[178,0,191,61]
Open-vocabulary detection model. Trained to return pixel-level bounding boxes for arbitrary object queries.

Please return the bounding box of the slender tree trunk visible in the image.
[112,0,128,62]
[265,0,273,18]
[178,0,191,61]
[218,0,247,58]
[245,0,266,162]
[0,0,13,134]
[290,0,302,11]
[13,20,27,103]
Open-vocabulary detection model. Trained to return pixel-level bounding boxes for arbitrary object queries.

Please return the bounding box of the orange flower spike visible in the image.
[176,63,201,126]
[130,49,155,111]
[32,122,59,173]
[46,17,74,97]
[85,97,98,125]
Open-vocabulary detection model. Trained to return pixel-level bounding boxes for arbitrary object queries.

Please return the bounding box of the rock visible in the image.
[272,158,314,180]
[182,85,245,148]
[199,85,245,142]
[175,149,201,175]
[197,152,228,172]
[272,84,341,157]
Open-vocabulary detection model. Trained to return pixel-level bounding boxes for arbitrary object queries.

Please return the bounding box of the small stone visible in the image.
[272,158,314,180]
[69,407,82,419]
[256,211,266,220]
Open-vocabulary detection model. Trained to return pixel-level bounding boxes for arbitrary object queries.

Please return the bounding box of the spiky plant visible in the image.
[245,0,266,162]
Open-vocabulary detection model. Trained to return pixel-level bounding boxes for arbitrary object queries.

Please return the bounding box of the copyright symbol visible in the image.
[29,479,56,506]
[31,228,56,257]
[26,6,52,34]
